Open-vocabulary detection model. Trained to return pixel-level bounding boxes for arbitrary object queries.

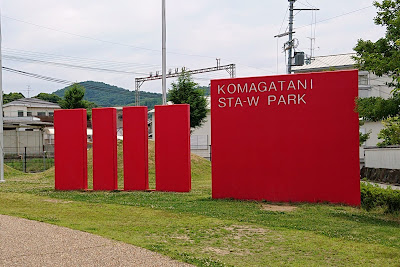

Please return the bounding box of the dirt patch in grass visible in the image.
[204,247,252,256]
[224,225,270,240]
[261,204,297,212]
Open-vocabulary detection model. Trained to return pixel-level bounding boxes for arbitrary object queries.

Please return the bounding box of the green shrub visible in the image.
[361,182,400,213]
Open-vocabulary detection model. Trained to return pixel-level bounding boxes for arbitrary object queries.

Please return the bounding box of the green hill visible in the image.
[54,81,163,109]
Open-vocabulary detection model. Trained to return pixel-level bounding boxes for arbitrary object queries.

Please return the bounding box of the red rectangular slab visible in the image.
[54,109,87,190]
[211,70,360,206]
[123,107,149,190]
[155,104,191,192]
[92,108,118,190]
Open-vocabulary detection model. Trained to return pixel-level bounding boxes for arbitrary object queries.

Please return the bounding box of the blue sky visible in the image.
[1,0,385,98]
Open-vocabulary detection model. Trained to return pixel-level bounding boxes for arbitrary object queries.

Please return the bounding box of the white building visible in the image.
[3,98,61,118]
[3,98,61,156]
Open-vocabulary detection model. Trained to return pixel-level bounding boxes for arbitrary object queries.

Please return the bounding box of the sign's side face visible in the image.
[211,70,360,206]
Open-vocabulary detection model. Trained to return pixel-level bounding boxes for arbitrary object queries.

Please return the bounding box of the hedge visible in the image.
[361,182,400,213]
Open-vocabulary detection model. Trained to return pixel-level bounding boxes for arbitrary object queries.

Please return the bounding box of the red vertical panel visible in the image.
[123,107,149,190]
[155,104,191,192]
[54,109,87,190]
[211,70,360,206]
[92,108,118,191]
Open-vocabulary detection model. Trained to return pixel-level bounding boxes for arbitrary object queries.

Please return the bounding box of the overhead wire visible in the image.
[1,15,218,60]
[2,47,168,71]
[295,5,374,30]
[1,16,274,75]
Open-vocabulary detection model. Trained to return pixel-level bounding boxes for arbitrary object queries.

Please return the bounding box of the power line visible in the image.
[3,55,147,75]
[2,66,160,98]
[1,15,217,60]
[1,18,276,75]
[3,47,168,69]
[295,5,373,30]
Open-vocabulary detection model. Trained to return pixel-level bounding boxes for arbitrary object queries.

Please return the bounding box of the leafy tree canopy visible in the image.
[354,0,400,91]
[377,116,400,146]
[168,71,208,129]
[33,93,62,104]
[3,92,25,104]
[59,83,87,109]
[356,94,400,121]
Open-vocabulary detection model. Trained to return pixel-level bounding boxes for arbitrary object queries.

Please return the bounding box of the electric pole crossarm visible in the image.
[135,64,236,83]
[134,63,236,106]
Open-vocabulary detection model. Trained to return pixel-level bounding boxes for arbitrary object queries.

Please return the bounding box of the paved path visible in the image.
[0,215,193,267]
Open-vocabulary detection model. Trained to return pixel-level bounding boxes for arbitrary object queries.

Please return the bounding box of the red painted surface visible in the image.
[92,108,118,190]
[155,104,191,192]
[123,107,149,190]
[211,70,360,206]
[54,109,87,190]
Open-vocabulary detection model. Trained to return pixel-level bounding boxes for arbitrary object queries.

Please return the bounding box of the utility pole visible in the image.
[275,1,319,74]
[287,0,295,74]
[162,0,167,105]
[0,9,4,183]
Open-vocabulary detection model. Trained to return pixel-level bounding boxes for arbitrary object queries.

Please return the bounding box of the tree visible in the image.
[59,83,87,109]
[356,94,400,121]
[353,0,400,91]
[168,71,208,129]
[377,116,400,146]
[359,120,371,146]
[3,92,24,104]
[34,93,62,104]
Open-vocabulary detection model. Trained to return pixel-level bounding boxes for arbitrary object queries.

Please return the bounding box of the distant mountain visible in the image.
[54,81,163,109]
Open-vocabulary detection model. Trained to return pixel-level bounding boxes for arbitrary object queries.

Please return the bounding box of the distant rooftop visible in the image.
[3,98,61,109]
[292,53,356,73]
[3,116,53,128]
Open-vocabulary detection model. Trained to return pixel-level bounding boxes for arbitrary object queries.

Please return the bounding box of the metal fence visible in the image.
[4,145,55,173]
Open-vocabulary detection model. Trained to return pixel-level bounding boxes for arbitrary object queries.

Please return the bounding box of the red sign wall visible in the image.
[211,70,360,206]
[54,109,88,190]
[123,107,149,191]
[155,104,191,192]
[92,108,118,191]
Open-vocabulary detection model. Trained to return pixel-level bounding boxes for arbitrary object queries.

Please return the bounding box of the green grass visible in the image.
[0,141,399,266]
[5,157,54,173]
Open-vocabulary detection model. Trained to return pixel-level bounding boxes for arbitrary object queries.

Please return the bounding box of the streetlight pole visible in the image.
[0,8,4,183]
[162,0,167,105]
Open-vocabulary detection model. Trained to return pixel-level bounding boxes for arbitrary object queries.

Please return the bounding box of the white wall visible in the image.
[191,113,211,159]
[365,147,400,170]
[3,106,27,117]
[360,121,384,160]
[3,106,60,117]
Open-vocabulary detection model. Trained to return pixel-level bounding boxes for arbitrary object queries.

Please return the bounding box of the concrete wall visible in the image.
[4,129,44,155]
[365,147,400,170]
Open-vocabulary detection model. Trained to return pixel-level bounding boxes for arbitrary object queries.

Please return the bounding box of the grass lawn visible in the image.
[0,141,399,266]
